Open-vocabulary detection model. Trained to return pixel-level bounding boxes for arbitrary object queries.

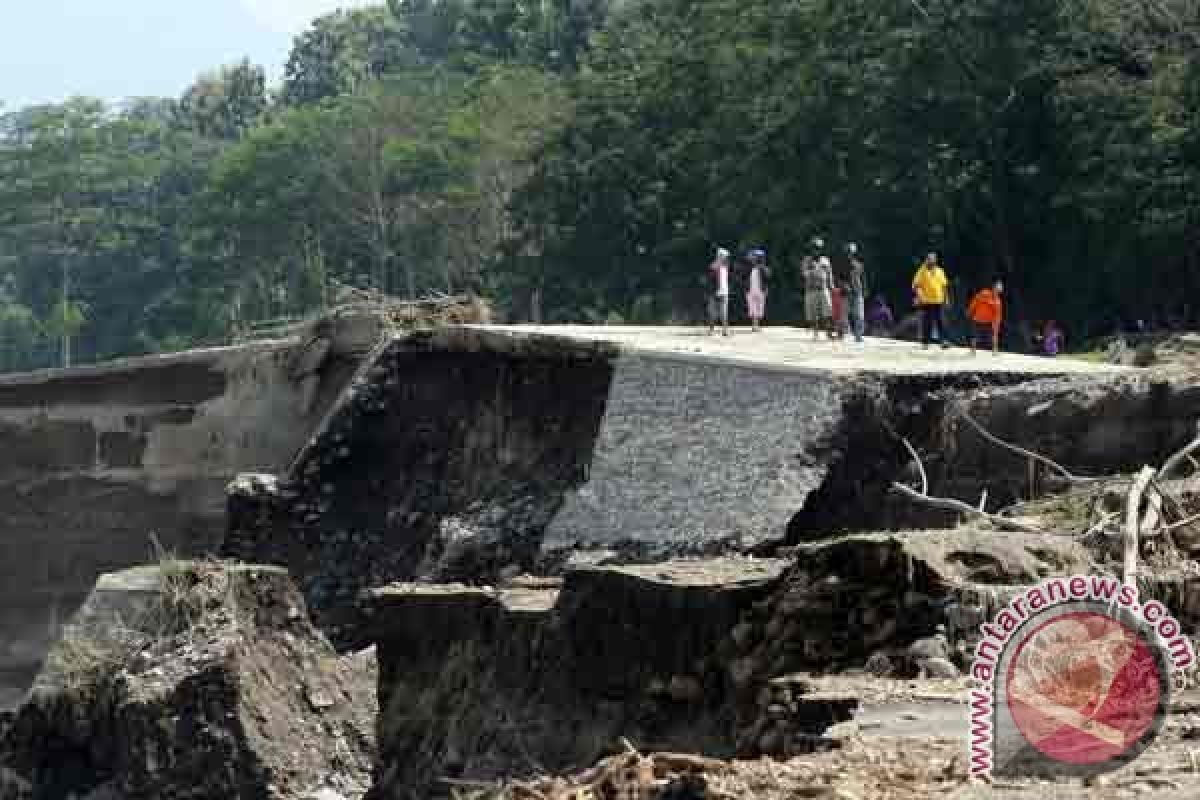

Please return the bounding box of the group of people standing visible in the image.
[706,239,1059,356]
[706,239,870,340]
[706,247,771,335]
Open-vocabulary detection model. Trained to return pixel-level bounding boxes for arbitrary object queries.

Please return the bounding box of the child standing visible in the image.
[866,295,895,337]
[1043,320,1065,356]
[831,282,848,340]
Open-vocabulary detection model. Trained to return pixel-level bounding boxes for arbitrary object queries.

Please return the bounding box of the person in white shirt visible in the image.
[707,247,731,336]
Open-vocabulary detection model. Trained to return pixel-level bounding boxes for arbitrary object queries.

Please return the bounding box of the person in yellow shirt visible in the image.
[911,252,950,349]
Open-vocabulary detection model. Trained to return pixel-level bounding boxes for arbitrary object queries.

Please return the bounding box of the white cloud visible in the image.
[240,0,380,34]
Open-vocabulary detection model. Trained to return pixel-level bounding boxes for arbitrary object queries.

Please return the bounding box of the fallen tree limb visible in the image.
[954,404,1100,484]
[1125,467,1157,585]
[1158,427,1200,484]
[1141,483,1164,536]
[890,482,1045,533]
[900,437,929,495]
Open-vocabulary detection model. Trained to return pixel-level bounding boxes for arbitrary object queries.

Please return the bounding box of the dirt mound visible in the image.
[0,562,376,800]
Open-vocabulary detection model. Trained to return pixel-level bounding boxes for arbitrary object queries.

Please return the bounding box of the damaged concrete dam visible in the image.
[7,320,1200,799]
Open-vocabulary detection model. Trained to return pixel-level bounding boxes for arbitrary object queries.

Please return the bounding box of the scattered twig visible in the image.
[1081,511,1121,539]
[651,753,736,775]
[1125,467,1157,584]
[891,482,1045,533]
[510,781,550,800]
[1161,511,1200,533]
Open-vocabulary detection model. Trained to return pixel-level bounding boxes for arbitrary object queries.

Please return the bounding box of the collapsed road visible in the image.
[9,318,1200,799]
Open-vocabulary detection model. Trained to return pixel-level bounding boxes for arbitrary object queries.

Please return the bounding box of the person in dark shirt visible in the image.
[845,243,867,342]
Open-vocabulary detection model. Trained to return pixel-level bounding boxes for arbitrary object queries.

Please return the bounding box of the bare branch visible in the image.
[1161,511,1200,533]
[1082,511,1122,539]
[1125,467,1157,585]
[1157,425,1200,484]
[890,482,1045,534]
[1141,484,1164,536]
[954,403,1099,484]
[900,437,929,496]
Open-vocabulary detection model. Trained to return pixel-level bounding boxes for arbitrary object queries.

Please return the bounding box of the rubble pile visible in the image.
[721,531,1089,692]
[0,563,376,800]
[448,736,971,800]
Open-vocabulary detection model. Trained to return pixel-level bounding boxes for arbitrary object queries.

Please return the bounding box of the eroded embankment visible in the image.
[0,563,377,800]
[362,559,786,798]
[222,327,1196,651]
[361,524,1200,798]
[11,324,1200,798]
[225,329,887,643]
[0,337,361,710]
[791,373,1200,540]
[225,330,618,638]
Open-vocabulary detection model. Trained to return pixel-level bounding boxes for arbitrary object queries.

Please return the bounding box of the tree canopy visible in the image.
[0,0,1198,370]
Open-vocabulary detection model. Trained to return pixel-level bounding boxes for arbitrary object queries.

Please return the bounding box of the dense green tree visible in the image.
[282,7,412,105]
[5,0,1200,374]
[179,60,268,139]
[508,0,1200,334]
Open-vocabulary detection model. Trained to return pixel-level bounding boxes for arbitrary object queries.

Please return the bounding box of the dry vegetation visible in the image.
[42,538,253,702]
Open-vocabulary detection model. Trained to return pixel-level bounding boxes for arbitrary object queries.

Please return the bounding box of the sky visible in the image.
[0,0,377,110]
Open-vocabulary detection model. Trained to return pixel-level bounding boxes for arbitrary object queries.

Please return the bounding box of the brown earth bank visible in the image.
[0,562,376,800]
[9,323,1200,799]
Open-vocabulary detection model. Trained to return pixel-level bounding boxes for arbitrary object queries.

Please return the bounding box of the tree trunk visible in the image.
[61,259,71,368]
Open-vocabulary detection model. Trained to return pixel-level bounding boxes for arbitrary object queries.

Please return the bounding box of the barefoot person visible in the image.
[967,279,1004,354]
[707,247,731,336]
[912,252,950,349]
[745,248,770,332]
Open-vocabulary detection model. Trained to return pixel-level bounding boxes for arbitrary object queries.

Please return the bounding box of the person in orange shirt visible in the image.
[967,279,1004,354]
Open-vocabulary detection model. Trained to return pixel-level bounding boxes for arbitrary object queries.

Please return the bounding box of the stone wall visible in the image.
[0,340,359,708]
[541,355,852,559]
